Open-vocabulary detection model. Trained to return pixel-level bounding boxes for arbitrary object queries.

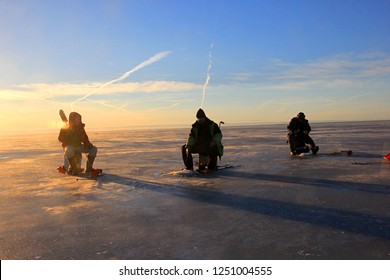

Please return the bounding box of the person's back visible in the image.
[182,109,223,171]
[190,116,214,155]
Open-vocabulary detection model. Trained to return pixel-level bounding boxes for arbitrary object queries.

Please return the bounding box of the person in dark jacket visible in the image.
[182,109,223,171]
[58,112,98,175]
[287,112,319,155]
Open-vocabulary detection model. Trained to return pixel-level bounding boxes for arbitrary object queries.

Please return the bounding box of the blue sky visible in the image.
[1,0,389,133]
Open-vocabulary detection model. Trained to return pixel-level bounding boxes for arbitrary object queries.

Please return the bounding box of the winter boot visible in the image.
[67,157,79,175]
[86,155,97,173]
[207,156,218,170]
[311,146,319,155]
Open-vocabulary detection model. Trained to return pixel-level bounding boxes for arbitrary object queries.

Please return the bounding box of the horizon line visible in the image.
[1,119,389,137]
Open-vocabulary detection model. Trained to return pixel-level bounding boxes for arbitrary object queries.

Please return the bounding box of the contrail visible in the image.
[70,51,170,110]
[200,42,214,108]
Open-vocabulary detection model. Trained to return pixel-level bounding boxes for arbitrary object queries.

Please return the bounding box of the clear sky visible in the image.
[1,0,389,133]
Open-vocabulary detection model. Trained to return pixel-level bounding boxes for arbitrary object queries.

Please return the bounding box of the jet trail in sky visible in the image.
[200,42,214,108]
[70,51,170,110]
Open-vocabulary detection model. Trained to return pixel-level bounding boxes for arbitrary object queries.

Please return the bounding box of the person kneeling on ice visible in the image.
[58,112,99,175]
[182,109,224,171]
[287,112,319,155]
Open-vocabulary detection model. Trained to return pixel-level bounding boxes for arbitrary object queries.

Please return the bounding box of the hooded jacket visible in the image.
[58,112,91,147]
[287,117,312,134]
[186,117,223,157]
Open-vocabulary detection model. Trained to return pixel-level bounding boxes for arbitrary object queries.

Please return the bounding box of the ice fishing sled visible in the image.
[57,165,103,179]
[168,164,238,177]
[288,134,319,156]
[290,140,312,156]
[195,164,238,174]
[293,145,311,155]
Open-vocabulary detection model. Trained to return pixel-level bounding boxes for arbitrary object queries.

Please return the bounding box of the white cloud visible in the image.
[270,51,390,81]
[230,72,257,82]
[232,51,390,82]
[227,51,390,93]
[0,80,201,101]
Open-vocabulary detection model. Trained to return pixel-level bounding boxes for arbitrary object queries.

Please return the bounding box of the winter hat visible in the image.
[196,108,206,119]
[69,112,83,126]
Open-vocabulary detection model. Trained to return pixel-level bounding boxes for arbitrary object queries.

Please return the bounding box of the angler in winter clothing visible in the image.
[58,112,98,175]
[287,112,319,155]
[182,109,223,171]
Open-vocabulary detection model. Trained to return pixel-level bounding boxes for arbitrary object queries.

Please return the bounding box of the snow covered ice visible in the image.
[0,121,390,259]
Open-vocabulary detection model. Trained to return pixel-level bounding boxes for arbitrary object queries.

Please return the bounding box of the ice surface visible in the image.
[0,121,390,259]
